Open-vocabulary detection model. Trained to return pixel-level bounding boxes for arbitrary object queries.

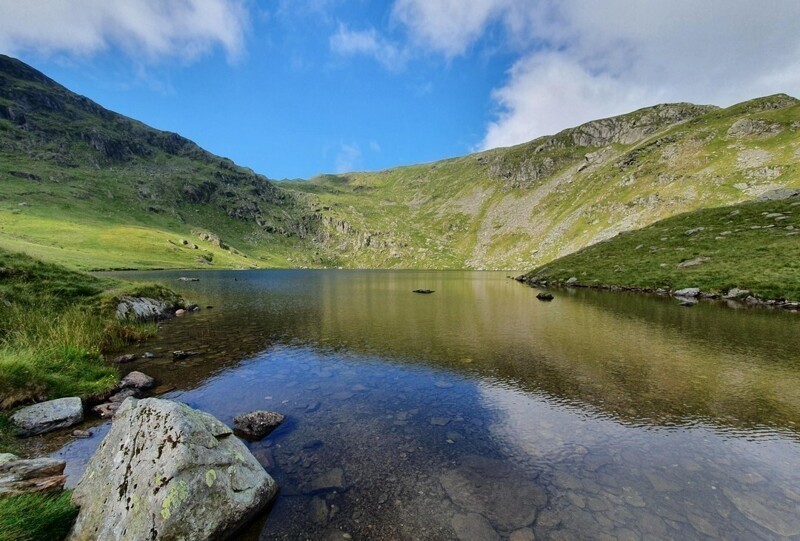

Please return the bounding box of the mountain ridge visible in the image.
[1,54,798,270]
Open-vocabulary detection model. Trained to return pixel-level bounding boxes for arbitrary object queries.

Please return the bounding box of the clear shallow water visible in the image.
[52,270,800,539]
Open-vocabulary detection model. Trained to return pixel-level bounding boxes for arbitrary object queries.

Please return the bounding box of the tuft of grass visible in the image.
[525,197,800,301]
[0,249,175,410]
[0,492,78,541]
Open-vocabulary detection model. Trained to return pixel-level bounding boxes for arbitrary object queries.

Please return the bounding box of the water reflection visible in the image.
[47,270,800,540]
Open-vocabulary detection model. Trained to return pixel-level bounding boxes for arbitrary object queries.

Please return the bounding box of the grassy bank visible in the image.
[524,197,800,301]
[0,492,77,541]
[0,249,179,410]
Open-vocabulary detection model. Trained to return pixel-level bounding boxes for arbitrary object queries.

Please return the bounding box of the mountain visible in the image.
[1,54,799,270]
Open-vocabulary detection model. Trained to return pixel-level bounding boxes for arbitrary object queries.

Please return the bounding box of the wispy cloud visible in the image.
[330,24,408,71]
[335,143,362,173]
[0,0,250,64]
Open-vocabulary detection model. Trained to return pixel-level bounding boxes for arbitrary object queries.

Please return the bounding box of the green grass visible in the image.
[524,198,800,301]
[0,249,175,410]
[0,492,77,541]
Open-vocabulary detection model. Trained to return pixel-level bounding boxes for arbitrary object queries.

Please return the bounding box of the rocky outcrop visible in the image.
[69,398,277,541]
[10,397,83,437]
[115,297,172,322]
[0,456,67,495]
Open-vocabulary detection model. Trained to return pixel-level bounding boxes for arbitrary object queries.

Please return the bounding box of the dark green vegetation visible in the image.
[524,197,800,301]
[1,54,799,272]
[0,491,77,541]
[0,249,176,409]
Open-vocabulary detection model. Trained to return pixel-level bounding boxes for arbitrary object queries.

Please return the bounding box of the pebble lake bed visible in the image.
[29,269,800,540]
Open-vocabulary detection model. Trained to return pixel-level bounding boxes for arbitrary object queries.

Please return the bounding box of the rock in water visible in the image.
[412,289,434,294]
[536,292,554,301]
[10,397,83,437]
[119,371,155,390]
[69,398,277,541]
[233,411,285,441]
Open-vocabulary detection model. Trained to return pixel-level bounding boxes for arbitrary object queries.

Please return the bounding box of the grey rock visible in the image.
[120,371,155,390]
[684,227,705,235]
[536,292,554,301]
[451,512,500,541]
[723,487,800,537]
[112,354,137,364]
[430,417,450,426]
[92,402,121,418]
[0,457,67,496]
[233,411,285,441]
[311,496,329,524]
[440,455,545,531]
[565,277,579,286]
[673,287,700,298]
[69,398,276,541]
[10,397,83,437]
[309,468,345,493]
[72,429,92,438]
[108,388,139,403]
[115,296,170,322]
[0,453,19,464]
[723,288,750,299]
[677,257,710,268]
[509,527,536,541]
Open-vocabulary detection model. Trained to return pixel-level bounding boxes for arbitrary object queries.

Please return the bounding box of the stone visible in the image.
[451,513,500,541]
[412,289,434,294]
[109,388,140,403]
[0,453,19,464]
[509,527,536,541]
[439,455,545,531]
[536,292,554,301]
[673,287,700,298]
[10,397,83,437]
[311,496,329,524]
[723,487,800,537]
[152,385,177,395]
[142,351,156,359]
[684,227,705,235]
[723,288,750,299]
[112,353,137,364]
[677,257,710,268]
[177,277,200,282]
[0,457,67,496]
[565,277,579,286]
[72,429,92,438]
[120,371,155,390]
[430,417,450,426]
[233,411,285,441]
[69,398,276,541]
[115,297,171,322]
[309,468,346,493]
[92,402,121,418]
[172,350,199,360]
[175,309,187,317]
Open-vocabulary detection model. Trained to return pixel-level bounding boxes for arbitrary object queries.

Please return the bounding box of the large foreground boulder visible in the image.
[69,398,277,541]
[10,397,83,437]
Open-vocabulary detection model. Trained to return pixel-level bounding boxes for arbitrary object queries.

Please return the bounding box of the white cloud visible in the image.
[330,24,407,71]
[391,0,800,149]
[0,0,249,63]
[335,143,362,173]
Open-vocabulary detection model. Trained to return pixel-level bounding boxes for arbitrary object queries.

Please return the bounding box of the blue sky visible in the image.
[2,1,800,179]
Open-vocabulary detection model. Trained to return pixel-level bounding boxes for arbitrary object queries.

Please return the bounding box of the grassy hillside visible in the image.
[521,197,800,301]
[2,54,800,271]
[288,95,800,270]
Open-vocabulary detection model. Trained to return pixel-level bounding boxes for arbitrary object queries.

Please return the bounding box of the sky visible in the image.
[1,1,800,179]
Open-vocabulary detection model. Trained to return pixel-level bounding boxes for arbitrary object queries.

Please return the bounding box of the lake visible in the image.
[53,270,800,540]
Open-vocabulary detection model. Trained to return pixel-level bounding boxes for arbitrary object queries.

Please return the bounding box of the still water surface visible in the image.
[55,270,800,540]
